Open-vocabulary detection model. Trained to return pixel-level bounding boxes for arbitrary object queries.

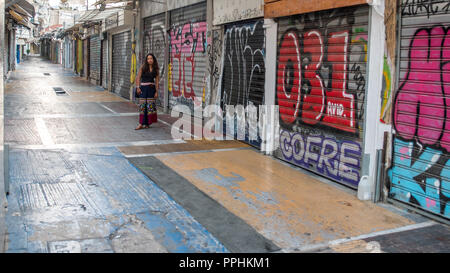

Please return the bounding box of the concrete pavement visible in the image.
[2,56,448,253]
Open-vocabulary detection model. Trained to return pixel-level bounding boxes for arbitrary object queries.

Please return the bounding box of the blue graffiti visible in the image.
[389,138,450,217]
[280,130,361,186]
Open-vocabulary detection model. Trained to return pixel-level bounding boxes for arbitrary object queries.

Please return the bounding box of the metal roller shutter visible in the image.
[389,0,450,219]
[89,35,101,84]
[143,13,166,107]
[83,39,89,77]
[112,31,132,99]
[168,2,207,115]
[77,39,83,75]
[273,5,370,189]
[220,19,266,148]
[102,38,109,89]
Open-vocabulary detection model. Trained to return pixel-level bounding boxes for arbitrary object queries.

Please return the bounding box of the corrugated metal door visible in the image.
[168,2,207,115]
[112,31,132,99]
[4,29,9,73]
[84,39,89,77]
[220,19,266,148]
[77,39,83,75]
[389,0,450,219]
[143,13,166,107]
[102,38,109,89]
[89,35,101,84]
[274,5,369,188]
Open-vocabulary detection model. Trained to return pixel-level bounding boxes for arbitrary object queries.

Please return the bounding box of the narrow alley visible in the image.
[2,56,449,253]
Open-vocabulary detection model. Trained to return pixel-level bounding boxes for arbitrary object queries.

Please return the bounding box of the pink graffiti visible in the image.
[426,198,437,208]
[170,22,207,100]
[276,29,356,133]
[394,26,450,152]
[399,146,410,161]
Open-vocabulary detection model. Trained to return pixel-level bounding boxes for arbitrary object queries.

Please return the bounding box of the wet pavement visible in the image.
[1,56,449,253]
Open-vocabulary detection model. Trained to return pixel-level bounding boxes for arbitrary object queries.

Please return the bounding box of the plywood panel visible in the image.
[264,0,368,18]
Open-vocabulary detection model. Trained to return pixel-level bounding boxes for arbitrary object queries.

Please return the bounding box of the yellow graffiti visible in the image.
[130,42,137,84]
[168,63,172,92]
[380,56,392,124]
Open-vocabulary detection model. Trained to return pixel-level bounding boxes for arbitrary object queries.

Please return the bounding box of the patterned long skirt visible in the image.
[139,98,158,126]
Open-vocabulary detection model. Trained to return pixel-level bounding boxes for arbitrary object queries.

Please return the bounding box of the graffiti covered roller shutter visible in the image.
[274,5,369,189]
[221,19,266,148]
[112,31,132,99]
[102,38,108,89]
[90,35,101,84]
[389,0,450,219]
[143,13,166,107]
[168,2,207,114]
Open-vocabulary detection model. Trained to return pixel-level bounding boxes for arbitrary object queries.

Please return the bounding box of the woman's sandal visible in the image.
[143,125,149,129]
[135,124,144,130]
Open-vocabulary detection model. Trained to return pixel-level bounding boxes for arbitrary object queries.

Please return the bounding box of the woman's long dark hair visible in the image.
[141,53,159,76]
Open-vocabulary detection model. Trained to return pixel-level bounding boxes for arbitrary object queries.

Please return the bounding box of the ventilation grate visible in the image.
[53,87,67,95]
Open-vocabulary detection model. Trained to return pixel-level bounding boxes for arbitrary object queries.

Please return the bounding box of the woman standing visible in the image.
[135,53,159,130]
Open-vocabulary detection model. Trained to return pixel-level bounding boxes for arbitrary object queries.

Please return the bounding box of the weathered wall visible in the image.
[380,0,397,124]
[213,0,264,25]
[264,0,368,18]
[168,0,205,11]
[141,0,166,18]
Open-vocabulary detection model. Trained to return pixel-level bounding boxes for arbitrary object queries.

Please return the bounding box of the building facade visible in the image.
[39,0,450,221]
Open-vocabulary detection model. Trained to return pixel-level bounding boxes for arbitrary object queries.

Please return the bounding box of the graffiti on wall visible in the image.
[276,9,366,134]
[280,130,362,185]
[380,56,392,124]
[207,29,223,101]
[169,21,207,104]
[274,6,369,187]
[390,25,450,217]
[222,20,265,107]
[401,0,450,18]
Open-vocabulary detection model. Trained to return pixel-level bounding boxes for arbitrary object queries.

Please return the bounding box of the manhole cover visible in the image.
[53,87,68,95]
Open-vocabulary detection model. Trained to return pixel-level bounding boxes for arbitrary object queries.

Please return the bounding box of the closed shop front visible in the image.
[102,37,109,89]
[143,13,166,107]
[220,19,265,148]
[76,38,83,75]
[112,30,132,99]
[83,39,89,78]
[64,37,72,69]
[89,35,101,85]
[389,0,450,219]
[168,2,207,114]
[273,5,370,189]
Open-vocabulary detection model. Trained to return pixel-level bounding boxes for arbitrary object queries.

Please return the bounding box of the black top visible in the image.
[141,69,157,83]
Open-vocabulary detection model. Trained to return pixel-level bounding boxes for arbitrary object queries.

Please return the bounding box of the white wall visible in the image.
[213,0,263,25]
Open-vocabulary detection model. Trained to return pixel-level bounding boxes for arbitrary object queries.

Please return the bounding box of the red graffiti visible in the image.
[277,30,302,124]
[170,22,207,100]
[393,26,450,152]
[276,29,355,133]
